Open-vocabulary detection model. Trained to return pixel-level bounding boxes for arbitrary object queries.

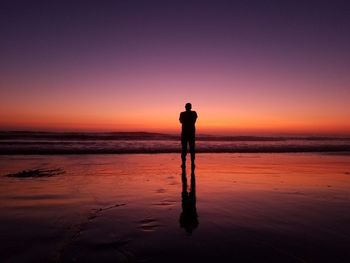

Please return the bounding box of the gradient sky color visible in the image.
[1,0,350,135]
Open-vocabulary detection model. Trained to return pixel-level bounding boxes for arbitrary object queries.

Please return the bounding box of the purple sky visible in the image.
[1,1,350,134]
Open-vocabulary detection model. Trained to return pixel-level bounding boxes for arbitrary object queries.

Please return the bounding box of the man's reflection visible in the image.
[180,164,198,234]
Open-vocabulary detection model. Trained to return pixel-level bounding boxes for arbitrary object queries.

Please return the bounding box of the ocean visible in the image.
[1,131,350,154]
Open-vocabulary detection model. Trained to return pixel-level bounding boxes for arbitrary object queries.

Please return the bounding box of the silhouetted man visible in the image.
[179,103,197,165]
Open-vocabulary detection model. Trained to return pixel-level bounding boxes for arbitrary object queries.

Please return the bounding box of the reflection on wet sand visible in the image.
[180,164,198,234]
[1,154,350,262]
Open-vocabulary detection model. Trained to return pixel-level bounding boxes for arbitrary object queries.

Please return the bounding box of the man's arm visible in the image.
[193,111,198,123]
[179,112,183,123]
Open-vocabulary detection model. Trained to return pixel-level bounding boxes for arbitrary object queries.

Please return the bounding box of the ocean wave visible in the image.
[1,132,350,154]
[1,131,350,141]
[1,141,350,154]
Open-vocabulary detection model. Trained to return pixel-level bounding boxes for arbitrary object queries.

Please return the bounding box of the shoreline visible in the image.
[1,148,350,155]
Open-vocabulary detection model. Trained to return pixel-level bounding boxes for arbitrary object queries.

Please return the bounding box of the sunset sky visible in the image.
[1,1,350,135]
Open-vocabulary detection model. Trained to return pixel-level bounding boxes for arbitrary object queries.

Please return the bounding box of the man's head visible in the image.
[185,103,192,111]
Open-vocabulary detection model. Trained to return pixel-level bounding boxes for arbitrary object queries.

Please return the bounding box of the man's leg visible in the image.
[189,138,195,163]
[181,137,187,162]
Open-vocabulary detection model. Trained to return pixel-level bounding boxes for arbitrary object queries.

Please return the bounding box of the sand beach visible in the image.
[1,153,350,262]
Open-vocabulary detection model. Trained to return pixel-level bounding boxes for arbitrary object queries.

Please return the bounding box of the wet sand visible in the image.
[1,153,350,262]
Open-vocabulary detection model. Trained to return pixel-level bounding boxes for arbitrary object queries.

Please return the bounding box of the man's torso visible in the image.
[180,111,197,136]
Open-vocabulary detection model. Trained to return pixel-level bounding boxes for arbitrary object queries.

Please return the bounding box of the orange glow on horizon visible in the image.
[1,110,350,135]
[1,86,349,135]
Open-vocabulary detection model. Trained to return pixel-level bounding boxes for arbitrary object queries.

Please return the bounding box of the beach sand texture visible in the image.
[1,153,350,262]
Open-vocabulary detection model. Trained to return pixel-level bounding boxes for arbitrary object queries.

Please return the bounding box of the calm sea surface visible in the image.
[1,131,350,154]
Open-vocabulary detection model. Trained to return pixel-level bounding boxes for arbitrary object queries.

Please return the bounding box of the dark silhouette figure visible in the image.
[179,103,197,166]
[179,164,198,234]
